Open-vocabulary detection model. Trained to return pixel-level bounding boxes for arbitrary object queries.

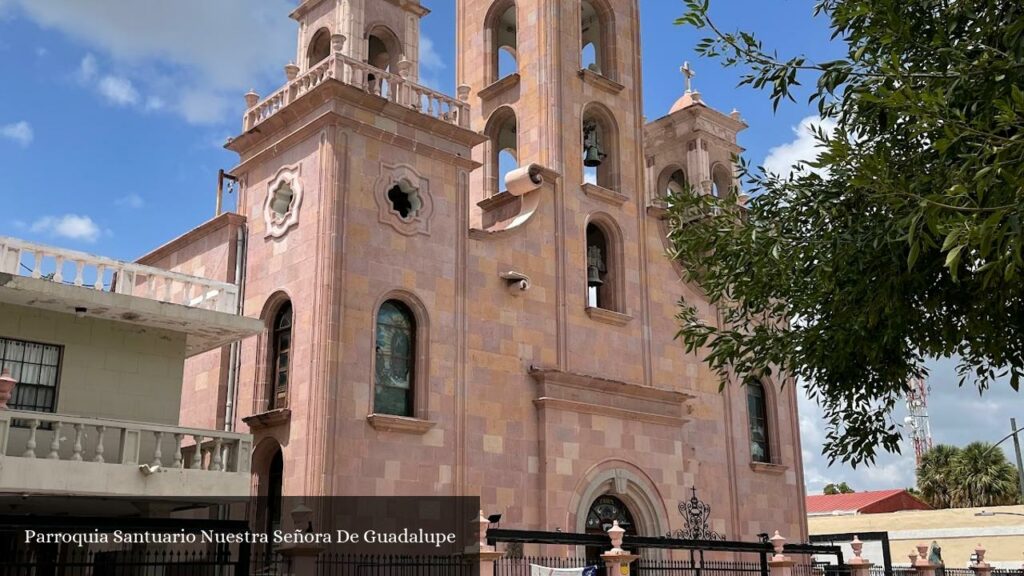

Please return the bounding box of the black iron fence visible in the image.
[0,548,240,576]
[316,553,479,576]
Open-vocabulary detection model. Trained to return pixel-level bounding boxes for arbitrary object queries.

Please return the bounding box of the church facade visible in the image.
[140,0,807,543]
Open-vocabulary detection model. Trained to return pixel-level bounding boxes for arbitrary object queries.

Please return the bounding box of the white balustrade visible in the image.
[0,237,240,314]
[0,410,251,474]
[243,53,470,131]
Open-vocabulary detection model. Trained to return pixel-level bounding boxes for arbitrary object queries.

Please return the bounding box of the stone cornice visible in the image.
[367,413,436,434]
[749,462,789,475]
[477,73,521,102]
[242,408,292,431]
[578,69,625,95]
[581,183,628,206]
[530,367,692,427]
[585,306,633,326]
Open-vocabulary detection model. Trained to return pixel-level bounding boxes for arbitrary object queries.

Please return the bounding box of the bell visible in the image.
[583,144,604,168]
[587,265,604,287]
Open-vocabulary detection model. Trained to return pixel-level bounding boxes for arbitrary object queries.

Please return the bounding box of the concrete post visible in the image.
[601,521,640,576]
[847,535,874,576]
[970,544,992,576]
[470,510,505,576]
[911,544,937,576]
[767,531,796,576]
[277,504,325,576]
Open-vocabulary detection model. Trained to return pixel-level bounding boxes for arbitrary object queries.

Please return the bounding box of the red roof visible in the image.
[806,489,932,515]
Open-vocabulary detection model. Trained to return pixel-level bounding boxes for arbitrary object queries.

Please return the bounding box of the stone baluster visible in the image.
[173,433,183,469]
[31,251,42,278]
[47,421,62,459]
[847,535,873,576]
[93,425,106,463]
[211,437,224,471]
[93,264,105,290]
[191,434,204,469]
[970,544,991,576]
[767,531,796,576]
[151,431,163,467]
[71,423,84,460]
[73,260,85,286]
[163,276,173,302]
[53,256,64,283]
[22,419,39,457]
[181,281,192,305]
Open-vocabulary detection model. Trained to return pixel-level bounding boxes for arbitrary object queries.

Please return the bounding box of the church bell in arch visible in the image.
[587,245,605,287]
[583,122,606,168]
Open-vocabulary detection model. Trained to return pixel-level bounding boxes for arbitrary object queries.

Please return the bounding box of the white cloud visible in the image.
[178,89,231,125]
[97,75,139,106]
[763,115,837,177]
[420,36,445,72]
[30,214,102,243]
[77,53,97,82]
[144,95,165,112]
[0,121,33,146]
[115,193,144,209]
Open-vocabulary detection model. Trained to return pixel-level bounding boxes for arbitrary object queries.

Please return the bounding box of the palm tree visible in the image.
[949,442,1020,508]
[917,445,960,508]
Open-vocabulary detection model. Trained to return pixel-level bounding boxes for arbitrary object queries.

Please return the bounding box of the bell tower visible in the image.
[290,0,430,81]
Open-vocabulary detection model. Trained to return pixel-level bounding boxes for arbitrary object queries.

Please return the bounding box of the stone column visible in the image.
[847,536,874,576]
[601,521,640,576]
[970,545,992,576]
[469,511,505,576]
[277,504,325,576]
[910,544,937,576]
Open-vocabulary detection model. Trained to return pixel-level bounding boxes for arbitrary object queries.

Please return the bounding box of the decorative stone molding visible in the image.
[478,73,521,101]
[530,367,692,427]
[366,413,436,434]
[585,306,633,326]
[582,183,628,206]
[373,163,434,236]
[578,68,625,94]
[749,462,788,475]
[263,165,303,238]
[242,408,292,431]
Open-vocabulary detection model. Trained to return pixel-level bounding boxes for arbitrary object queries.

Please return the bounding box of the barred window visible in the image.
[270,302,292,411]
[747,380,771,463]
[1,337,61,413]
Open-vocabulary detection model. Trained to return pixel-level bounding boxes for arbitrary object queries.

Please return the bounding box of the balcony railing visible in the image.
[243,53,470,131]
[0,236,240,314]
[0,409,250,474]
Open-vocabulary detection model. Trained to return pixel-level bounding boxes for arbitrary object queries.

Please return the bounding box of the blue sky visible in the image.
[1,1,1019,494]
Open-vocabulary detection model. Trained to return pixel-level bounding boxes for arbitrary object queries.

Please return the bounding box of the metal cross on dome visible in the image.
[681,61,696,93]
[667,486,723,540]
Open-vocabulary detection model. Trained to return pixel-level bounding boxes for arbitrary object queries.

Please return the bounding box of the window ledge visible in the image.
[477,190,519,211]
[585,307,633,326]
[578,68,625,94]
[582,183,628,206]
[646,204,668,220]
[477,73,521,101]
[367,413,436,434]
[749,462,788,475]
[242,408,292,431]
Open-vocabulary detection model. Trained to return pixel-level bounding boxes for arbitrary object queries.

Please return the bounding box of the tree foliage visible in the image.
[823,482,855,495]
[669,0,1024,465]
[916,443,1020,508]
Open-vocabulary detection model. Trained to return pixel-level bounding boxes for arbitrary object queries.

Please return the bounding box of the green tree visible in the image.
[669,0,1024,465]
[949,442,1020,507]
[916,444,961,508]
[823,482,855,495]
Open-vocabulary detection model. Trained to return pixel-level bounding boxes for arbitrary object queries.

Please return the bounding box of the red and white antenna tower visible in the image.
[905,377,933,465]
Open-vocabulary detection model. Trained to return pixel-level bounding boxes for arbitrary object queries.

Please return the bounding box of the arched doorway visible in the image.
[584,495,636,563]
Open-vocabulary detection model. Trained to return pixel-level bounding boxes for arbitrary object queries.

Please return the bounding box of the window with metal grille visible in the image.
[269,302,292,411]
[747,380,771,463]
[1,337,61,413]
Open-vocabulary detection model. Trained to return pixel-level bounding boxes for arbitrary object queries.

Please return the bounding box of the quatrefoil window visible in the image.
[264,166,303,238]
[387,180,422,220]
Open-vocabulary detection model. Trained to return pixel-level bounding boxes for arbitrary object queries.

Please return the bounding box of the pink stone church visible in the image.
[140,0,808,543]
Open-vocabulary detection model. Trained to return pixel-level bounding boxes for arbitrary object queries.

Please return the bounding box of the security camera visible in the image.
[500,271,531,296]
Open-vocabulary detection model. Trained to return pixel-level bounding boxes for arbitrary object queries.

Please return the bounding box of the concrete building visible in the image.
[145,0,807,543]
[0,236,261,500]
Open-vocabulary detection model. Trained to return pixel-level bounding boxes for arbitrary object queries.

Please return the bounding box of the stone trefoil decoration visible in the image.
[667,486,723,540]
[264,165,303,238]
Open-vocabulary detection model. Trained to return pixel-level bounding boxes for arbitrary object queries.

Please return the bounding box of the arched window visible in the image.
[665,169,688,197]
[747,380,771,463]
[365,26,403,95]
[374,300,416,417]
[582,103,619,190]
[486,1,518,83]
[269,302,292,410]
[585,495,636,561]
[586,218,621,312]
[307,28,331,68]
[580,0,615,79]
[484,107,518,196]
[711,163,735,198]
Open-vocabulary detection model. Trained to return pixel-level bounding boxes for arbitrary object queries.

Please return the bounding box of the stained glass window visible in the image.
[374,300,415,417]
[1,337,61,413]
[747,380,771,463]
[270,302,292,410]
[585,495,636,562]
